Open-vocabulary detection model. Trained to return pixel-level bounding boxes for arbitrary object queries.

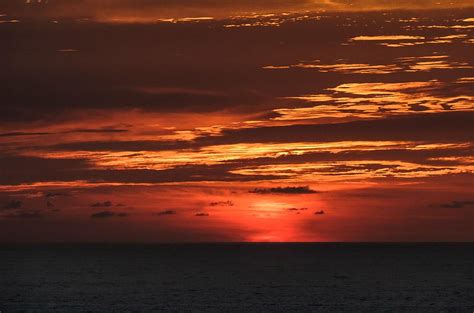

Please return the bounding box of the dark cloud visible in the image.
[90,211,128,218]
[68,128,128,134]
[195,213,210,217]
[0,129,126,138]
[153,210,177,216]
[0,156,278,185]
[0,156,89,185]
[409,104,431,112]
[250,186,318,194]
[440,201,474,209]
[0,132,51,138]
[2,200,22,210]
[314,210,325,215]
[47,140,191,152]
[90,201,113,208]
[287,208,308,211]
[209,201,234,207]
[199,112,474,146]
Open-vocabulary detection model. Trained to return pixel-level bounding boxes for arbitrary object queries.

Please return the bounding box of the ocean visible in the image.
[1,243,473,312]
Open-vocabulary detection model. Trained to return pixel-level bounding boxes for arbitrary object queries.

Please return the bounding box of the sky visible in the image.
[1,1,473,242]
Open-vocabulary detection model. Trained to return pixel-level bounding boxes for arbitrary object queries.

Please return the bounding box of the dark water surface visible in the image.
[1,243,473,312]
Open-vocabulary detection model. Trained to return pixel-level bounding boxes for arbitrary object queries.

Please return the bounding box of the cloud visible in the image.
[90,211,128,218]
[264,55,473,76]
[0,132,51,137]
[195,212,210,217]
[440,201,474,208]
[1,135,472,187]
[67,128,128,134]
[314,210,325,215]
[153,210,177,216]
[47,140,190,152]
[287,208,308,211]
[90,201,113,208]
[0,129,126,138]
[209,201,234,207]
[199,112,474,145]
[250,186,318,194]
[0,150,280,185]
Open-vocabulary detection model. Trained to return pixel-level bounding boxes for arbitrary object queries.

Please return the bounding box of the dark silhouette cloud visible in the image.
[90,211,128,218]
[0,157,277,185]
[90,201,113,208]
[440,201,474,209]
[0,132,51,137]
[153,210,177,216]
[287,208,309,211]
[209,201,234,207]
[68,128,128,134]
[195,213,210,217]
[314,210,325,215]
[47,140,191,152]
[0,128,126,138]
[250,186,318,194]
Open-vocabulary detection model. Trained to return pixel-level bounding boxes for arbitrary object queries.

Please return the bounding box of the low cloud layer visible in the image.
[250,186,319,194]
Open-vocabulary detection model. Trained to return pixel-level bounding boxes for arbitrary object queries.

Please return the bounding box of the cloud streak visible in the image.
[250,186,318,194]
[90,211,128,218]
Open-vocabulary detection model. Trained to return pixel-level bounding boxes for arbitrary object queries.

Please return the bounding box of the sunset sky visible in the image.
[1,0,473,242]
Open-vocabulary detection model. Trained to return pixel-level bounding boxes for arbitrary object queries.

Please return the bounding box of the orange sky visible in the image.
[0,3,473,242]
